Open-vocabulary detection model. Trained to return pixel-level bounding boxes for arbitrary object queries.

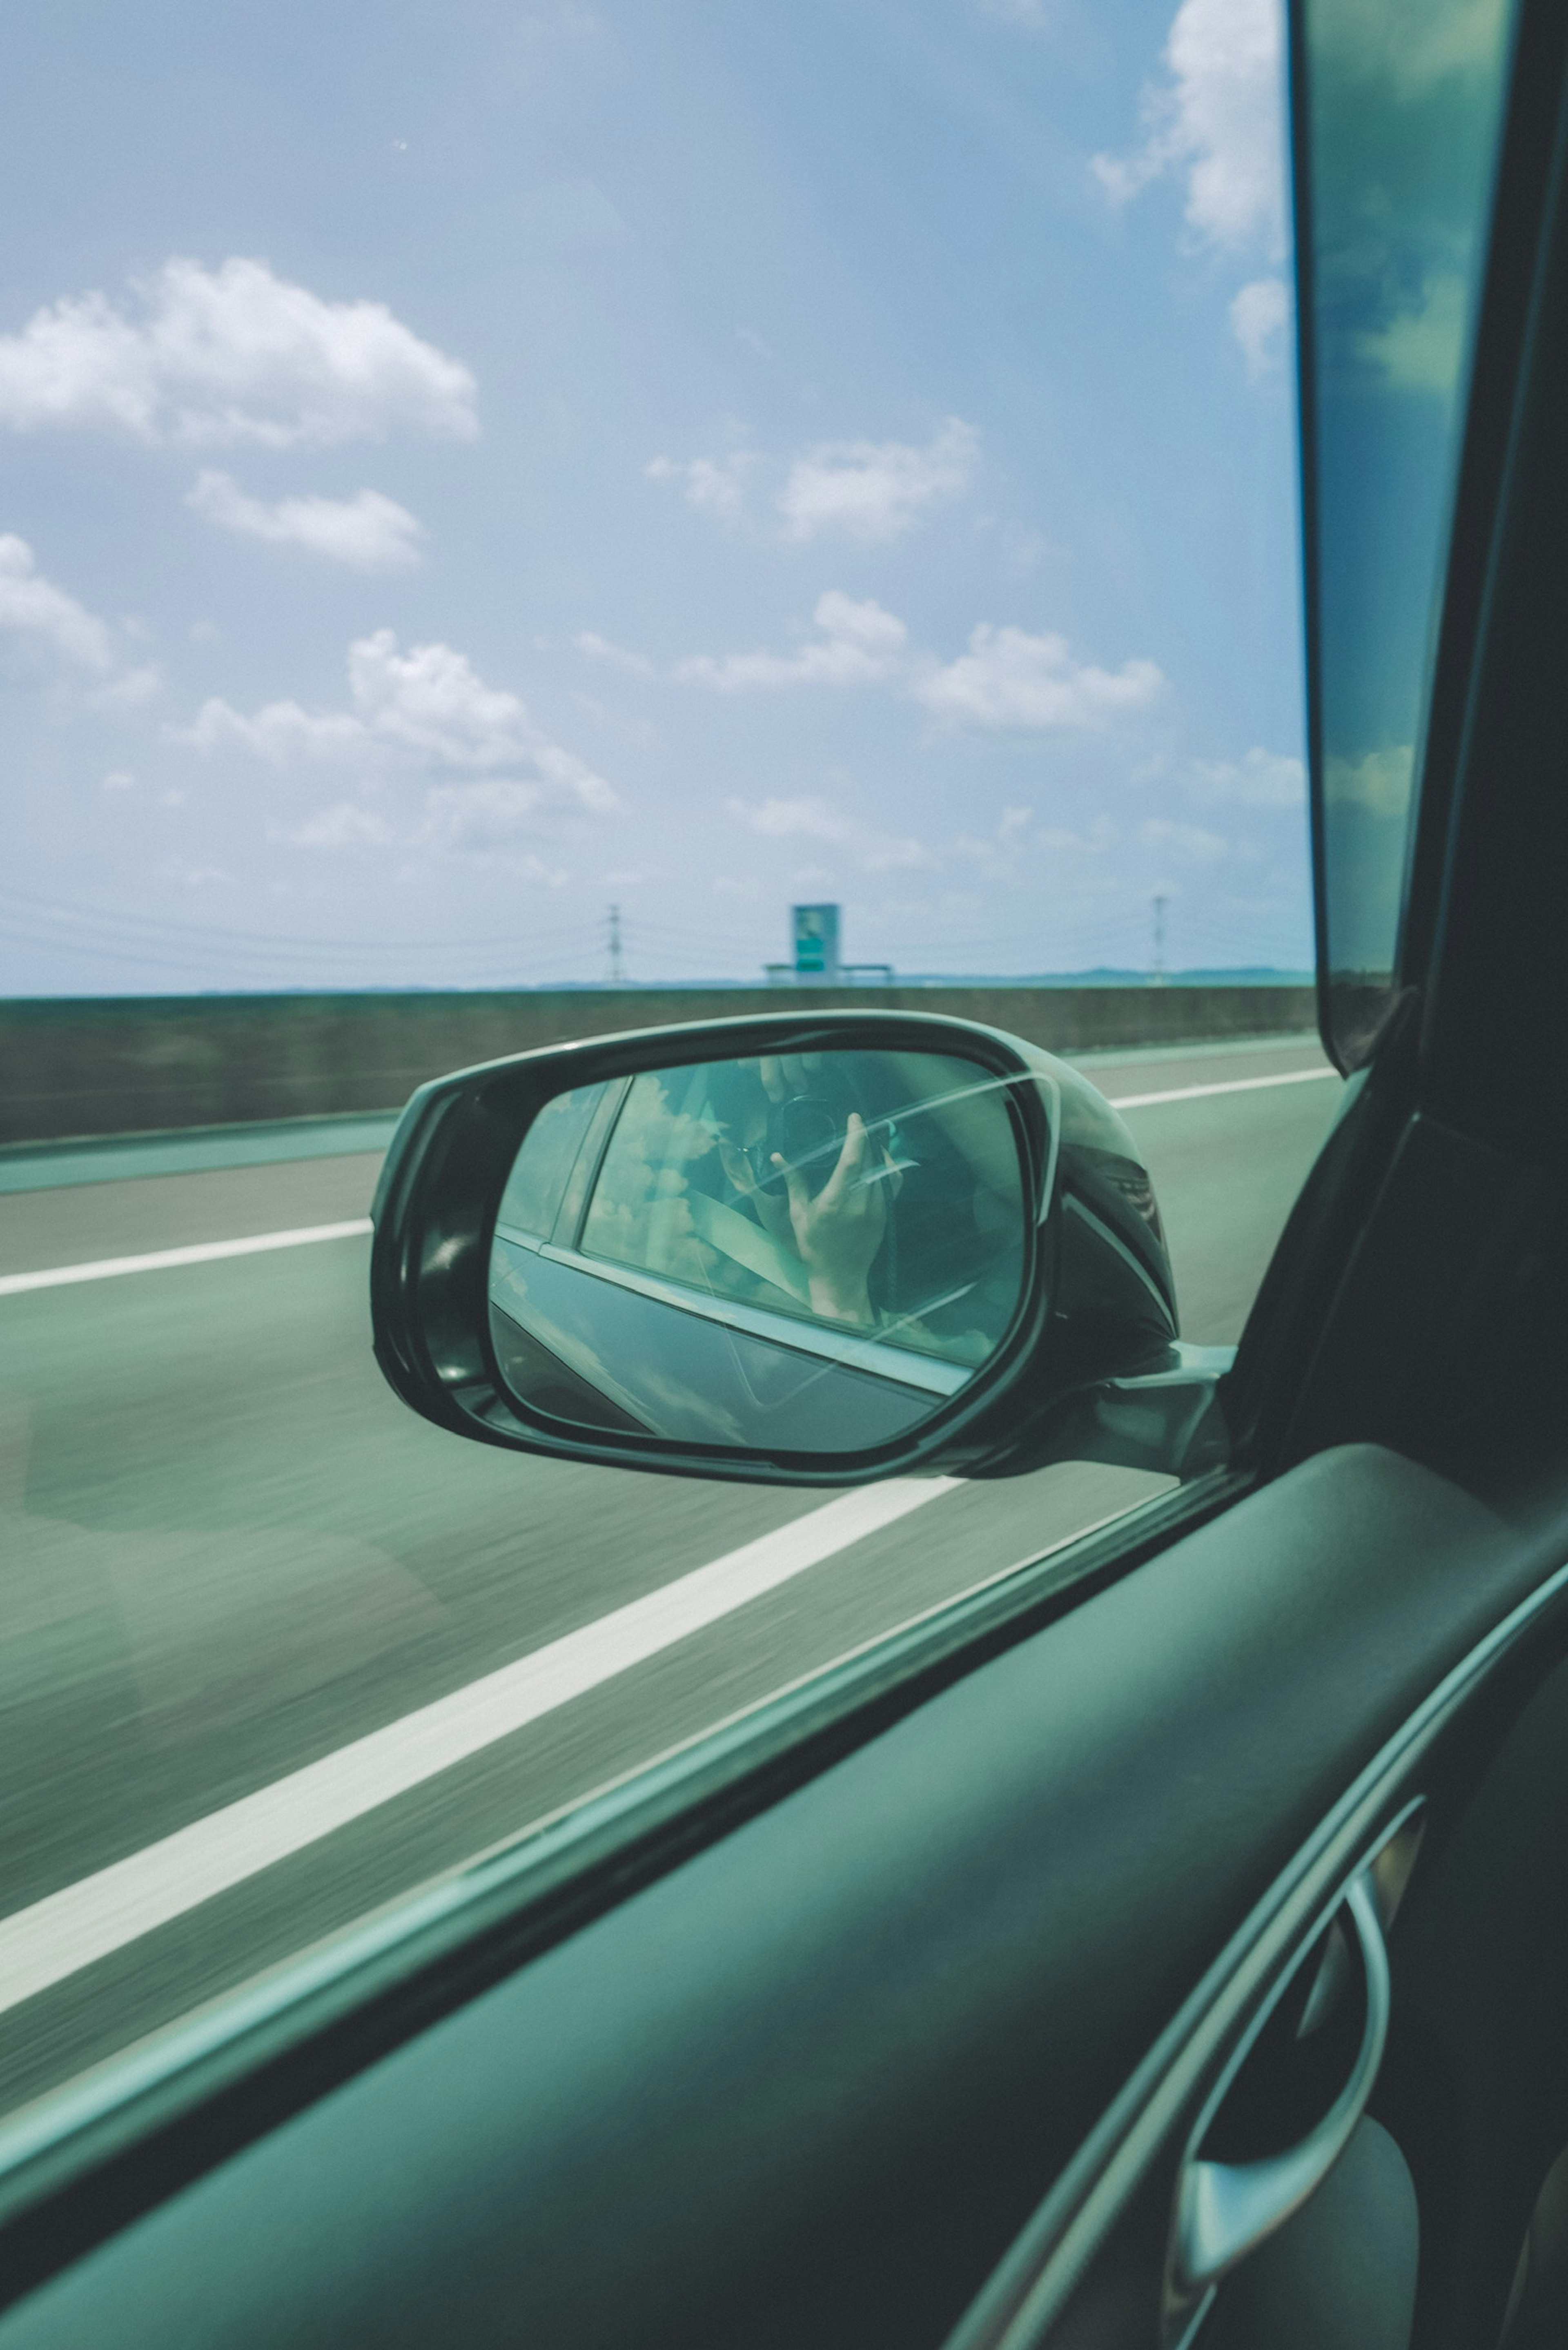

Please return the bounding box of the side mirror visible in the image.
[370,1010,1230,1485]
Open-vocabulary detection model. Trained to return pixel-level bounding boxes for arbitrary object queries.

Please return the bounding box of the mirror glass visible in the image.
[488,1047,1033,1455]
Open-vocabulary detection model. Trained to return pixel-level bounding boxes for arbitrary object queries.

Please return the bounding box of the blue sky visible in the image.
[0,0,1307,993]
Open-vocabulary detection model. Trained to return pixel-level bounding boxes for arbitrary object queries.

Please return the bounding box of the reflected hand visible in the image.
[773,1112,886,1328]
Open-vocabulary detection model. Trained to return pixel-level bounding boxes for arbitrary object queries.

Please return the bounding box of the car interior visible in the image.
[1,0,1567,2345]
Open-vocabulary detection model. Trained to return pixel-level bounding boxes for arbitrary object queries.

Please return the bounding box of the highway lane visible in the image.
[0,1035,1340,2118]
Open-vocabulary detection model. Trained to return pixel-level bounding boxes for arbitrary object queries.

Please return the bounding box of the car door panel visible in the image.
[1376,1648,1568,2348]
[1198,2116,1420,2350]
[0,1443,1558,2350]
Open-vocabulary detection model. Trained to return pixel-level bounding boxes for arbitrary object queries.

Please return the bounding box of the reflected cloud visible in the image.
[1354,272,1468,397]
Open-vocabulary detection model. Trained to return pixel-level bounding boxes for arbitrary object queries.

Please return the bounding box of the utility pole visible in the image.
[607,903,625,986]
[1152,893,1168,987]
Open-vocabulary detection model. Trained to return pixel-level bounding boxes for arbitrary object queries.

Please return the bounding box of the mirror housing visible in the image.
[370,1009,1229,1486]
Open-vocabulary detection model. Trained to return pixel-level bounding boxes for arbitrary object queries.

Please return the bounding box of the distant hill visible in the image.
[156,968,1314,997]
[515,967,1315,992]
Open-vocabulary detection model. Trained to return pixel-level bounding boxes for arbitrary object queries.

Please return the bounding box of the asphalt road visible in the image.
[0,1034,1341,2122]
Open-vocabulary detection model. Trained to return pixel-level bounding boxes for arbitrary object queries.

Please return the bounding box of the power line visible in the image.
[0,887,598,962]
[0,931,609,988]
[0,910,610,988]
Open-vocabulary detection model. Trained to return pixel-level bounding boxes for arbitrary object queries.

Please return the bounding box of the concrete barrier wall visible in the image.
[0,986,1318,1146]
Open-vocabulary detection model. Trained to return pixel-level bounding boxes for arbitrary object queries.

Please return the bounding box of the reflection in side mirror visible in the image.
[488,1047,1029,1458]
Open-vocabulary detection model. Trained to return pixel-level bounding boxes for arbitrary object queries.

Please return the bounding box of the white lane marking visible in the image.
[0,1066,1336,1298]
[0,1478,957,2014]
[1109,1067,1338,1111]
[0,1220,372,1297]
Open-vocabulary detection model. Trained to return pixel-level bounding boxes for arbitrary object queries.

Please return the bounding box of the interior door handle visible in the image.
[1175,1870,1391,2291]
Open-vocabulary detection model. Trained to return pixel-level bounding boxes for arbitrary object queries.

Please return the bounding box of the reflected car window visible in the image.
[497,1082,612,1241]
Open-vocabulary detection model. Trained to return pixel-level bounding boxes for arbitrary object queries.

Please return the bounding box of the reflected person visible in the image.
[709,1056,899,1331]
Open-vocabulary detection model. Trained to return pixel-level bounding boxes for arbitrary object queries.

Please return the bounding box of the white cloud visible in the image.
[725,793,935,872]
[421,783,570,872]
[646,452,753,518]
[952,807,1120,875]
[180,695,361,763]
[186,471,423,570]
[1094,0,1286,256]
[102,768,136,791]
[282,784,579,868]
[0,532,161,706]
[642,595,1164,738]
[675,591,908,691]
[728,794,855,844]
[351,630,538,768]
[863,837,944,872]
[1140,816,1230,860]
[1230,276,1291,377]
[0,532,116,670]
[1189,744,1304,804]
[287,802,394,848]
[1095,0,1292,374]
[176,629,617,821]
[726,793,1127,883]
[777,418,979,543]
[648,419,979,543]
[916,624,1167,729]
[574,630,655,678]
[89,663,163,709]
[1037,816,1121,854]
[0,257,477,448]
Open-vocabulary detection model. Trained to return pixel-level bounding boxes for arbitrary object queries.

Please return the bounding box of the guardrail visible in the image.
[0,986,1318,1147]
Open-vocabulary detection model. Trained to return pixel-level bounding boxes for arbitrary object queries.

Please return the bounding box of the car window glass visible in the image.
[0,0,1341,2138]
[1302,0,1518,1060]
